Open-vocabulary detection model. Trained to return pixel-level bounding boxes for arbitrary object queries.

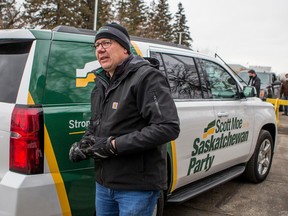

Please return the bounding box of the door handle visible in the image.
[217,112,229,117]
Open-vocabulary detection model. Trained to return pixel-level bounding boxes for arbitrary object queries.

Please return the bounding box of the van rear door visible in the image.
[0,38,34,179]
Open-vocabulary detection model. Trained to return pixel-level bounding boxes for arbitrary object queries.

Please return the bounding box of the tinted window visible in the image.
[200,59,238,99]
[161,53,202,99]
[44,41,96,104]
[150,52,165,72]
[0,41,33,103]
[194,58,211,99]
[237,72,249,85]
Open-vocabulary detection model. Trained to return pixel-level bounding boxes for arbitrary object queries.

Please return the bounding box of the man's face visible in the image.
[248,72,253,77]
[95,38,129,75]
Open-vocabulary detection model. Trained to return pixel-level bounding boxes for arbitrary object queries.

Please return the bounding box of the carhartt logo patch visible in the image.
[112,102,118,110]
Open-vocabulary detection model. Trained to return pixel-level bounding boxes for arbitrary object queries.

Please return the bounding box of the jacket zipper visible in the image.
[95,73,123,186]
[95,73,109,137]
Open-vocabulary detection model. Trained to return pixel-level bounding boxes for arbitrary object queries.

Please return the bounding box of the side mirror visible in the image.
[243,86,256,97]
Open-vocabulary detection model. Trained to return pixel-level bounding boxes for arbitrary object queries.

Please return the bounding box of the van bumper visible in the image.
[0,172,62,216]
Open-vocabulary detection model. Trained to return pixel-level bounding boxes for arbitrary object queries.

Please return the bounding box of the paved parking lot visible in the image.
[163,113,288,216]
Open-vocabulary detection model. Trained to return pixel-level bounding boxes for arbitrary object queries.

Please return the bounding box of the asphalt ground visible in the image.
[163,112,288,216]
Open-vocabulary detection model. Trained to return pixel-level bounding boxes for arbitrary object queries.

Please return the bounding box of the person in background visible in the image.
[248,69,261,97]
[69,22,180,215]
[280,73,288,116]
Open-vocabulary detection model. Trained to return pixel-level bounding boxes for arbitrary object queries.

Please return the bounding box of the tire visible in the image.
[243,129,274,183]
[153,190,164,216]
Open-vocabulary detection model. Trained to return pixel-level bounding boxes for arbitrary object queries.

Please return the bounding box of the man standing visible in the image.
[248,70,261,97]
[69,22,180,215]
[280,73,288,115]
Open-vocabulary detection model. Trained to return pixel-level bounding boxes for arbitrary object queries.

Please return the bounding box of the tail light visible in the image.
[9,105,44,174]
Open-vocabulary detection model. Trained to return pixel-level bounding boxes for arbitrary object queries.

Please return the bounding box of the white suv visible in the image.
[0,27,277,216]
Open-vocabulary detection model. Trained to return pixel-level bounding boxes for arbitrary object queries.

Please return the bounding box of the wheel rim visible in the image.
[257,138,272,176]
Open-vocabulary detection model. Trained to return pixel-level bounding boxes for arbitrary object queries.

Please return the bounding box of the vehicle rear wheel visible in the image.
[153,190,164,216]
[243,129,273,183]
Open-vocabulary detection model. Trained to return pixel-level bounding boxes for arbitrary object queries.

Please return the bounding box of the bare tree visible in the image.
[0,0,24,29]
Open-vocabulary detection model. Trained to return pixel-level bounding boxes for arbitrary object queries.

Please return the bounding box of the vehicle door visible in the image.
[150,50,217,190]
[198,59,254,171]
[42,33,97,216]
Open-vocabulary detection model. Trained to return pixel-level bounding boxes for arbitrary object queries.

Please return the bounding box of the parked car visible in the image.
[0,26,277,216]
[237,70,282,100]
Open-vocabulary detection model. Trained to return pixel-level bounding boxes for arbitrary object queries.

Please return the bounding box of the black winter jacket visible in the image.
[86,54,180,190]
[248,75,261,97]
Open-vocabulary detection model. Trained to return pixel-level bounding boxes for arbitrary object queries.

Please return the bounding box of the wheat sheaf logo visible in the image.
[203,120,216,139]
[76,61,100,87]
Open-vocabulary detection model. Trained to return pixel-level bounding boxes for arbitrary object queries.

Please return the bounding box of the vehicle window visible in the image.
[200,59,238,99]
[237,72,249,84]
[44,41,96,104]
[0,41,33,103]
[194,58,212,99]
[256,73,270,85]
[161,53,202,99]
[150,52,165,71]
[150,51,167,77]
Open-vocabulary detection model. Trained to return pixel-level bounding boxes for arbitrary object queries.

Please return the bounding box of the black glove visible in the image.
[69,135,96,163]
[84,136,118,160]
[69,142,88,162]
[79,134,97,147]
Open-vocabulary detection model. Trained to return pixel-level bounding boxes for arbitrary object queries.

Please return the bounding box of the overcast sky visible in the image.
[168,0,288,75]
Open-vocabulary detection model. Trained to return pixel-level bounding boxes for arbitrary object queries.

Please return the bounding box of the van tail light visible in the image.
[9,105,44,174]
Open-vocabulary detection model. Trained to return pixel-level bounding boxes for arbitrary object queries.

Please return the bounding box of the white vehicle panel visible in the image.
[211,99,254,169]
[0,103,14,179]
[0,172,61,216]
[16,41,36,104]
[0,29,35,39]
[173,100,216,190]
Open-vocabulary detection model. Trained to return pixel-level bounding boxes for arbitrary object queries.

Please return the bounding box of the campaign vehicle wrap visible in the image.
[0,28,276,216]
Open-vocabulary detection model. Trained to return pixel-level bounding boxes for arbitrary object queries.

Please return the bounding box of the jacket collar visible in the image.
[111,54,134,82]
[94,55,153,90]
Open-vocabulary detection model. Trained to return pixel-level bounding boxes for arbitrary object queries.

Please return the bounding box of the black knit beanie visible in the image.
[95,22,131,54]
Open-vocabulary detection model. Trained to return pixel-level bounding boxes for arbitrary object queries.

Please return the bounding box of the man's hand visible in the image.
[79,135,97,147]
[84,137,118,159]
[69,136,117,162]
[69,142,88,162]
[69,135,96,162]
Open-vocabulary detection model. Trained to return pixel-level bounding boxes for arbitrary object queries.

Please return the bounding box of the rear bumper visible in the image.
[0,172,62,216]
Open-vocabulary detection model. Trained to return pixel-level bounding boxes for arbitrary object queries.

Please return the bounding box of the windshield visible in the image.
[0,41,32,103]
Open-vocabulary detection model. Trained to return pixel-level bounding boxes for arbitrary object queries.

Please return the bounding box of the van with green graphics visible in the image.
[0,26,277,216]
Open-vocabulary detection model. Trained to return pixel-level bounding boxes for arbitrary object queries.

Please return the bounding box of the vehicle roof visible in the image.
[0,29,36,39]
[0,26,223,68]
